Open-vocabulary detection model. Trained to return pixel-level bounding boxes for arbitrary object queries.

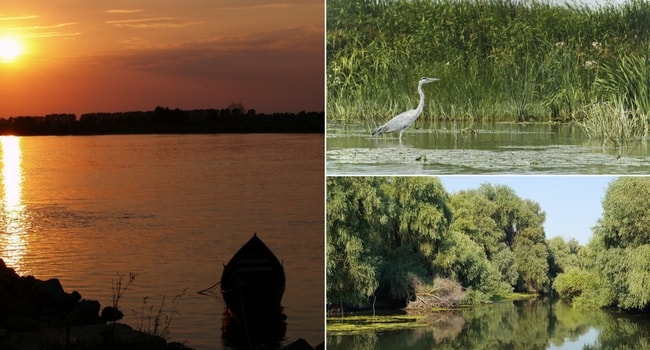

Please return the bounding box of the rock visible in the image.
[0,323,170,350]
[13,275,37,296]
[0,281,38,324]
[68,299,102,325]
[167,341,195,350]
[101,306,124,322]
[0,262,191,350]
[33,278,78,308]
[0,259,19,282]
[282,338,315,350]
[3,316,41,331]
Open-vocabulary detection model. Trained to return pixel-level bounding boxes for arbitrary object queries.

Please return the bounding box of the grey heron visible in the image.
[371,77,440,142]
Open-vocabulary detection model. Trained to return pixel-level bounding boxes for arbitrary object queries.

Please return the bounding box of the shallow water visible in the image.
[0,134,324,350]
[327,299,650,350]
[327,122,650,174]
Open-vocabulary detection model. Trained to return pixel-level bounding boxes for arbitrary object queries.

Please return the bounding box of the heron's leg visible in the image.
[399,130,403,143]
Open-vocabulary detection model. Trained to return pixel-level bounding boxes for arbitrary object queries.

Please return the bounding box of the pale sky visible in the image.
[0,1,324,117]
[440,176,617,245]
[560,0,628,6]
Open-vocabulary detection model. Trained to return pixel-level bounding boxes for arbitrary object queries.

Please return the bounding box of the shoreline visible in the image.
[0,108,324,136]
[0,258,193,349]
[1,259,324,350]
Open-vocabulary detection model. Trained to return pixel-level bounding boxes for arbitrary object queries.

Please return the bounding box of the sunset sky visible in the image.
[0,1,323,117]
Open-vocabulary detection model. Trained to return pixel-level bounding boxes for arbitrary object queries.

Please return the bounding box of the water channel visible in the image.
[327,299,650,350]
[327,122,650,175]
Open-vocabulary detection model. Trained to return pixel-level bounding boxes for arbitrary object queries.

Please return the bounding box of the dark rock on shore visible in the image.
[0,260,103,331]
[70,299,103,325]
[281,338,325,350]
[101,305,124,322]
[0,258,194,350]
[0,323,187,350]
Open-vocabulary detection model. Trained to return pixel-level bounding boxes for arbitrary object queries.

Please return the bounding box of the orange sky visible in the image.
[0,1,323,117]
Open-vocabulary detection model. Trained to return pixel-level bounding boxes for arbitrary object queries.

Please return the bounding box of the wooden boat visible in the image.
[220,233,285,319]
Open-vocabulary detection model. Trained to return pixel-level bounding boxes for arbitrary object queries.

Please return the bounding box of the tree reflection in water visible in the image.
[327,299,650,350]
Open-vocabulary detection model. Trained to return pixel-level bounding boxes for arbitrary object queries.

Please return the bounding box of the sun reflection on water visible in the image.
[1,136,28,273]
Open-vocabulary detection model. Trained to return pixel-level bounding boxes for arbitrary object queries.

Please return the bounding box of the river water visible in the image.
[327,299,650,350]
[0,133,324,349]
[327,122,650,174]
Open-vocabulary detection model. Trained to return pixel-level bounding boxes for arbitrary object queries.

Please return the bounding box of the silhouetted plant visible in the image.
[112,272,137,309]
[135,288,187,340]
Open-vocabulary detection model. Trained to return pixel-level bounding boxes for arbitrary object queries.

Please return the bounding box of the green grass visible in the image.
[327,0,650,140]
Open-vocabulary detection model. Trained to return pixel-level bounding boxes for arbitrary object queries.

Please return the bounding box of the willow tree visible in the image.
[450,184,551,294]
[595,176,650,249]
[326,177,385,308]
[588,177,650,310]
[377,177,454,303]
[326,177,454,308]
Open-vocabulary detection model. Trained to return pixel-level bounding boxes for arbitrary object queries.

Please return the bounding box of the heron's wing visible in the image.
[372,109,417,135]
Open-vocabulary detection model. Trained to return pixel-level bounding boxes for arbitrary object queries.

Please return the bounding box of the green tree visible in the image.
[327,177,385,307]
[580,177,650,310]
[595,177,650,249]
[547,236,581,277]
[450,184,551,294]
[626,245,650,309]
[553,268,593,303]
[450,189,503,258]
[376,177,453,302]
[559,244,650,311]
[326,177,454,308]
[433,230,510,302]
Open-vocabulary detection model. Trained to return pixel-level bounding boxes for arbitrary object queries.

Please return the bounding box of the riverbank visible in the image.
[0,258,193,349]
[0,107,324,135]
[0,258,325,350]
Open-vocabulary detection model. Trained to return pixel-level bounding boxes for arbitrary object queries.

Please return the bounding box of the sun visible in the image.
[0,37,23,63]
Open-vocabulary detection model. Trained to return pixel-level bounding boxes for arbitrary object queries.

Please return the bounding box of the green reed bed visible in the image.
[327,0,650,140]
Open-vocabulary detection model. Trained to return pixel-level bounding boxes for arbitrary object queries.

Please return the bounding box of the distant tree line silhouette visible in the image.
[0,106,324,135]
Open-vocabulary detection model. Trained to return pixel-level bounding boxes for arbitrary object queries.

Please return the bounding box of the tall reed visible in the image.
[327,0,650,139]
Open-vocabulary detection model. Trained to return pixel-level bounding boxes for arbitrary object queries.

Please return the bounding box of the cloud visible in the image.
[73,25,323,80]
[7,22,81,38]
[106,17,203,29]
[23,31,81,38]
[0,15,39,21]
[106,9,145,14]
[216,3,291,10]
[212,0,321,10]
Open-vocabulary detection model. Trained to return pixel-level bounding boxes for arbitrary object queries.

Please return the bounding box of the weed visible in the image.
[111,272,137,309]
[134,289,187,340]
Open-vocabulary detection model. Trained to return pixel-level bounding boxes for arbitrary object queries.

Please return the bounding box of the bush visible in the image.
[553,268,590,302]
[407,277,465,309]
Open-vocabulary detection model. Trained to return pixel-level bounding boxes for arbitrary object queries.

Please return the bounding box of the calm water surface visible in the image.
[327,122,650,174]
[0,134,324,349]
[327,299,650,350]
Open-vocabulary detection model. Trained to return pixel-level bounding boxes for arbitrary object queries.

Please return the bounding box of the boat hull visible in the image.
[220,234,285,319]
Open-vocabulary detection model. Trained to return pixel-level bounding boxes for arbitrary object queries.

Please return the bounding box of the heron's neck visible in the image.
[415,82,426,114]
